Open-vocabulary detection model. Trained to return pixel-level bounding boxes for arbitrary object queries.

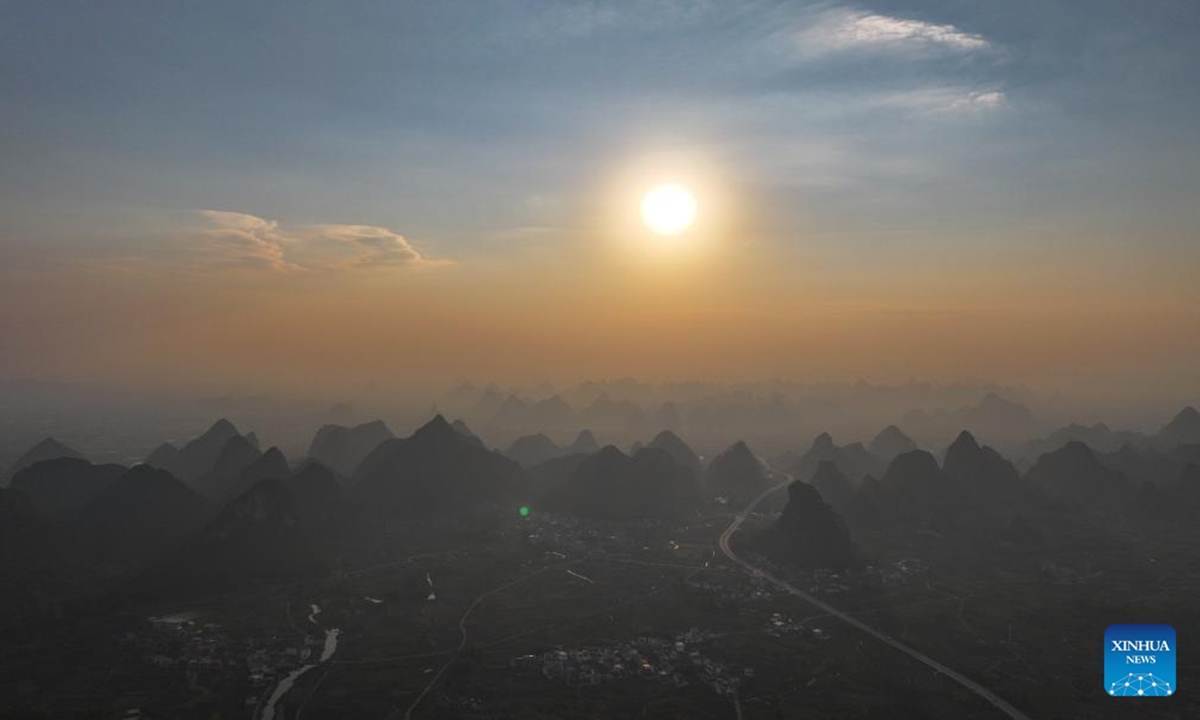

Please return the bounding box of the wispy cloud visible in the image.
[196,210,302,273]
[310,223,428,268]
[195,210,440,272]
[799,9,992,56]
[877,88,1008,115]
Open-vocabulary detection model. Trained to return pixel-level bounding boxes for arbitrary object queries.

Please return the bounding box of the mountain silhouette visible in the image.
[307,420,395,477]
[191,434,262,501]
[567,429,600,455]
[808,460,854,513]
[287,462,343,530]
[225,446,291,501]
[145,419,242,482]
[882,450,948,495]
[543,446,697,519]
[757,481,855,569]
[10,458,126,526]
[942,431,1021,503]
[846,449,975,539]
[704,441,766,500]
[902,393,1038,446]
[1155,406,1200,449]
[506,433,562,468]
[790,433,883,483]
[868,425,917,462]
[0,487,103,633]
[526,451,591,488]
[143,476,329,595]
[1025,422,1145,458]
[352,415,524,518]
[74,465,208,565]
[193,478,301,569]
[647,430,701,473]
[1100,442,1200,488]
[451,418,485,446]
[489,394,573,429]
[145,443,181,473]
[959,393,1038,441]
[1025,441,1129,502]
[4,437,84,485]
[581,394,646,429]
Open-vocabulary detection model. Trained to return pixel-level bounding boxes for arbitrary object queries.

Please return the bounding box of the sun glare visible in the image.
[641,184,697,236]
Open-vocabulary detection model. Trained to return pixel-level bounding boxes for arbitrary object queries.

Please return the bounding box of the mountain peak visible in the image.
[868,425,917,460]
[216,434,257,464]
[647,430,701,471]
[728,440,753,456]
[882,449,942,485]
[596,443,626,457]
[207,418,239,436]
[948,430,980,454]
[505,433,561,467]
[760,480,855,569]
[811,432,835,452]
[1059,439,1098,461]
[570,429,599,453]
[5,437,86,483]
[705,441,765,500]
[259,446,288,466]
[31,436,70,452]
[413,414,455,441]
[360,419,391,433]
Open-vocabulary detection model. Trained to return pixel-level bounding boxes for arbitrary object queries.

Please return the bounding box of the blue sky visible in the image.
[4,1,1196,243]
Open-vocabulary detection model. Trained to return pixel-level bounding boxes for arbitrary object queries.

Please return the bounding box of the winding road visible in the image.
[718,479,1032,720]
[395,564,560,720]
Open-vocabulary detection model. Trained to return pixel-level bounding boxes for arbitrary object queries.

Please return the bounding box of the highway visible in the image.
[718,479,1033,720]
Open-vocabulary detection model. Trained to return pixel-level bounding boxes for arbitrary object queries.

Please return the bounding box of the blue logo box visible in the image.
[1105,624,1175,697]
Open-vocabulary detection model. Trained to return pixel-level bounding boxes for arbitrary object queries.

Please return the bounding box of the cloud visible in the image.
[311,223,428,268]
[196,209,302,273]
[878,88,1008,115]
[196,210,438,272]
[799,9,991,56]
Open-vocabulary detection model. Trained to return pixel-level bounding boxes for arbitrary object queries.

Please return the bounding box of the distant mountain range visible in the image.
[307,420,395,477]
[5,404,1200,634]
[899,392,1040,447]
[788,432,884,484]
[542,445,698,519]
[145,418,244,482]
[352,415,525,520]
[3,437,84,485]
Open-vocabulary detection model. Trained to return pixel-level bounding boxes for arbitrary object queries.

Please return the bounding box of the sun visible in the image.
[641,183,697,236]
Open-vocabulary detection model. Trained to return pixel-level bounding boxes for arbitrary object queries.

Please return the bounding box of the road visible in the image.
[394,564,559,720]
[718,479,1032,720]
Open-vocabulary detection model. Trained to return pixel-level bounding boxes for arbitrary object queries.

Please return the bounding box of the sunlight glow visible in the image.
[641,184,697,236]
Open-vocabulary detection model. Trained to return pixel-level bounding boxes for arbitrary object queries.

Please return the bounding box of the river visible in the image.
[260,627,340,720]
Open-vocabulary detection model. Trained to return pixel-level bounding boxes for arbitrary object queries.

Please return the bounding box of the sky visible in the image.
[1,0,1198,399]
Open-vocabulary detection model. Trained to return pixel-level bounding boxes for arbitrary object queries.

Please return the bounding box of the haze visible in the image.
[2,1,1198,400]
